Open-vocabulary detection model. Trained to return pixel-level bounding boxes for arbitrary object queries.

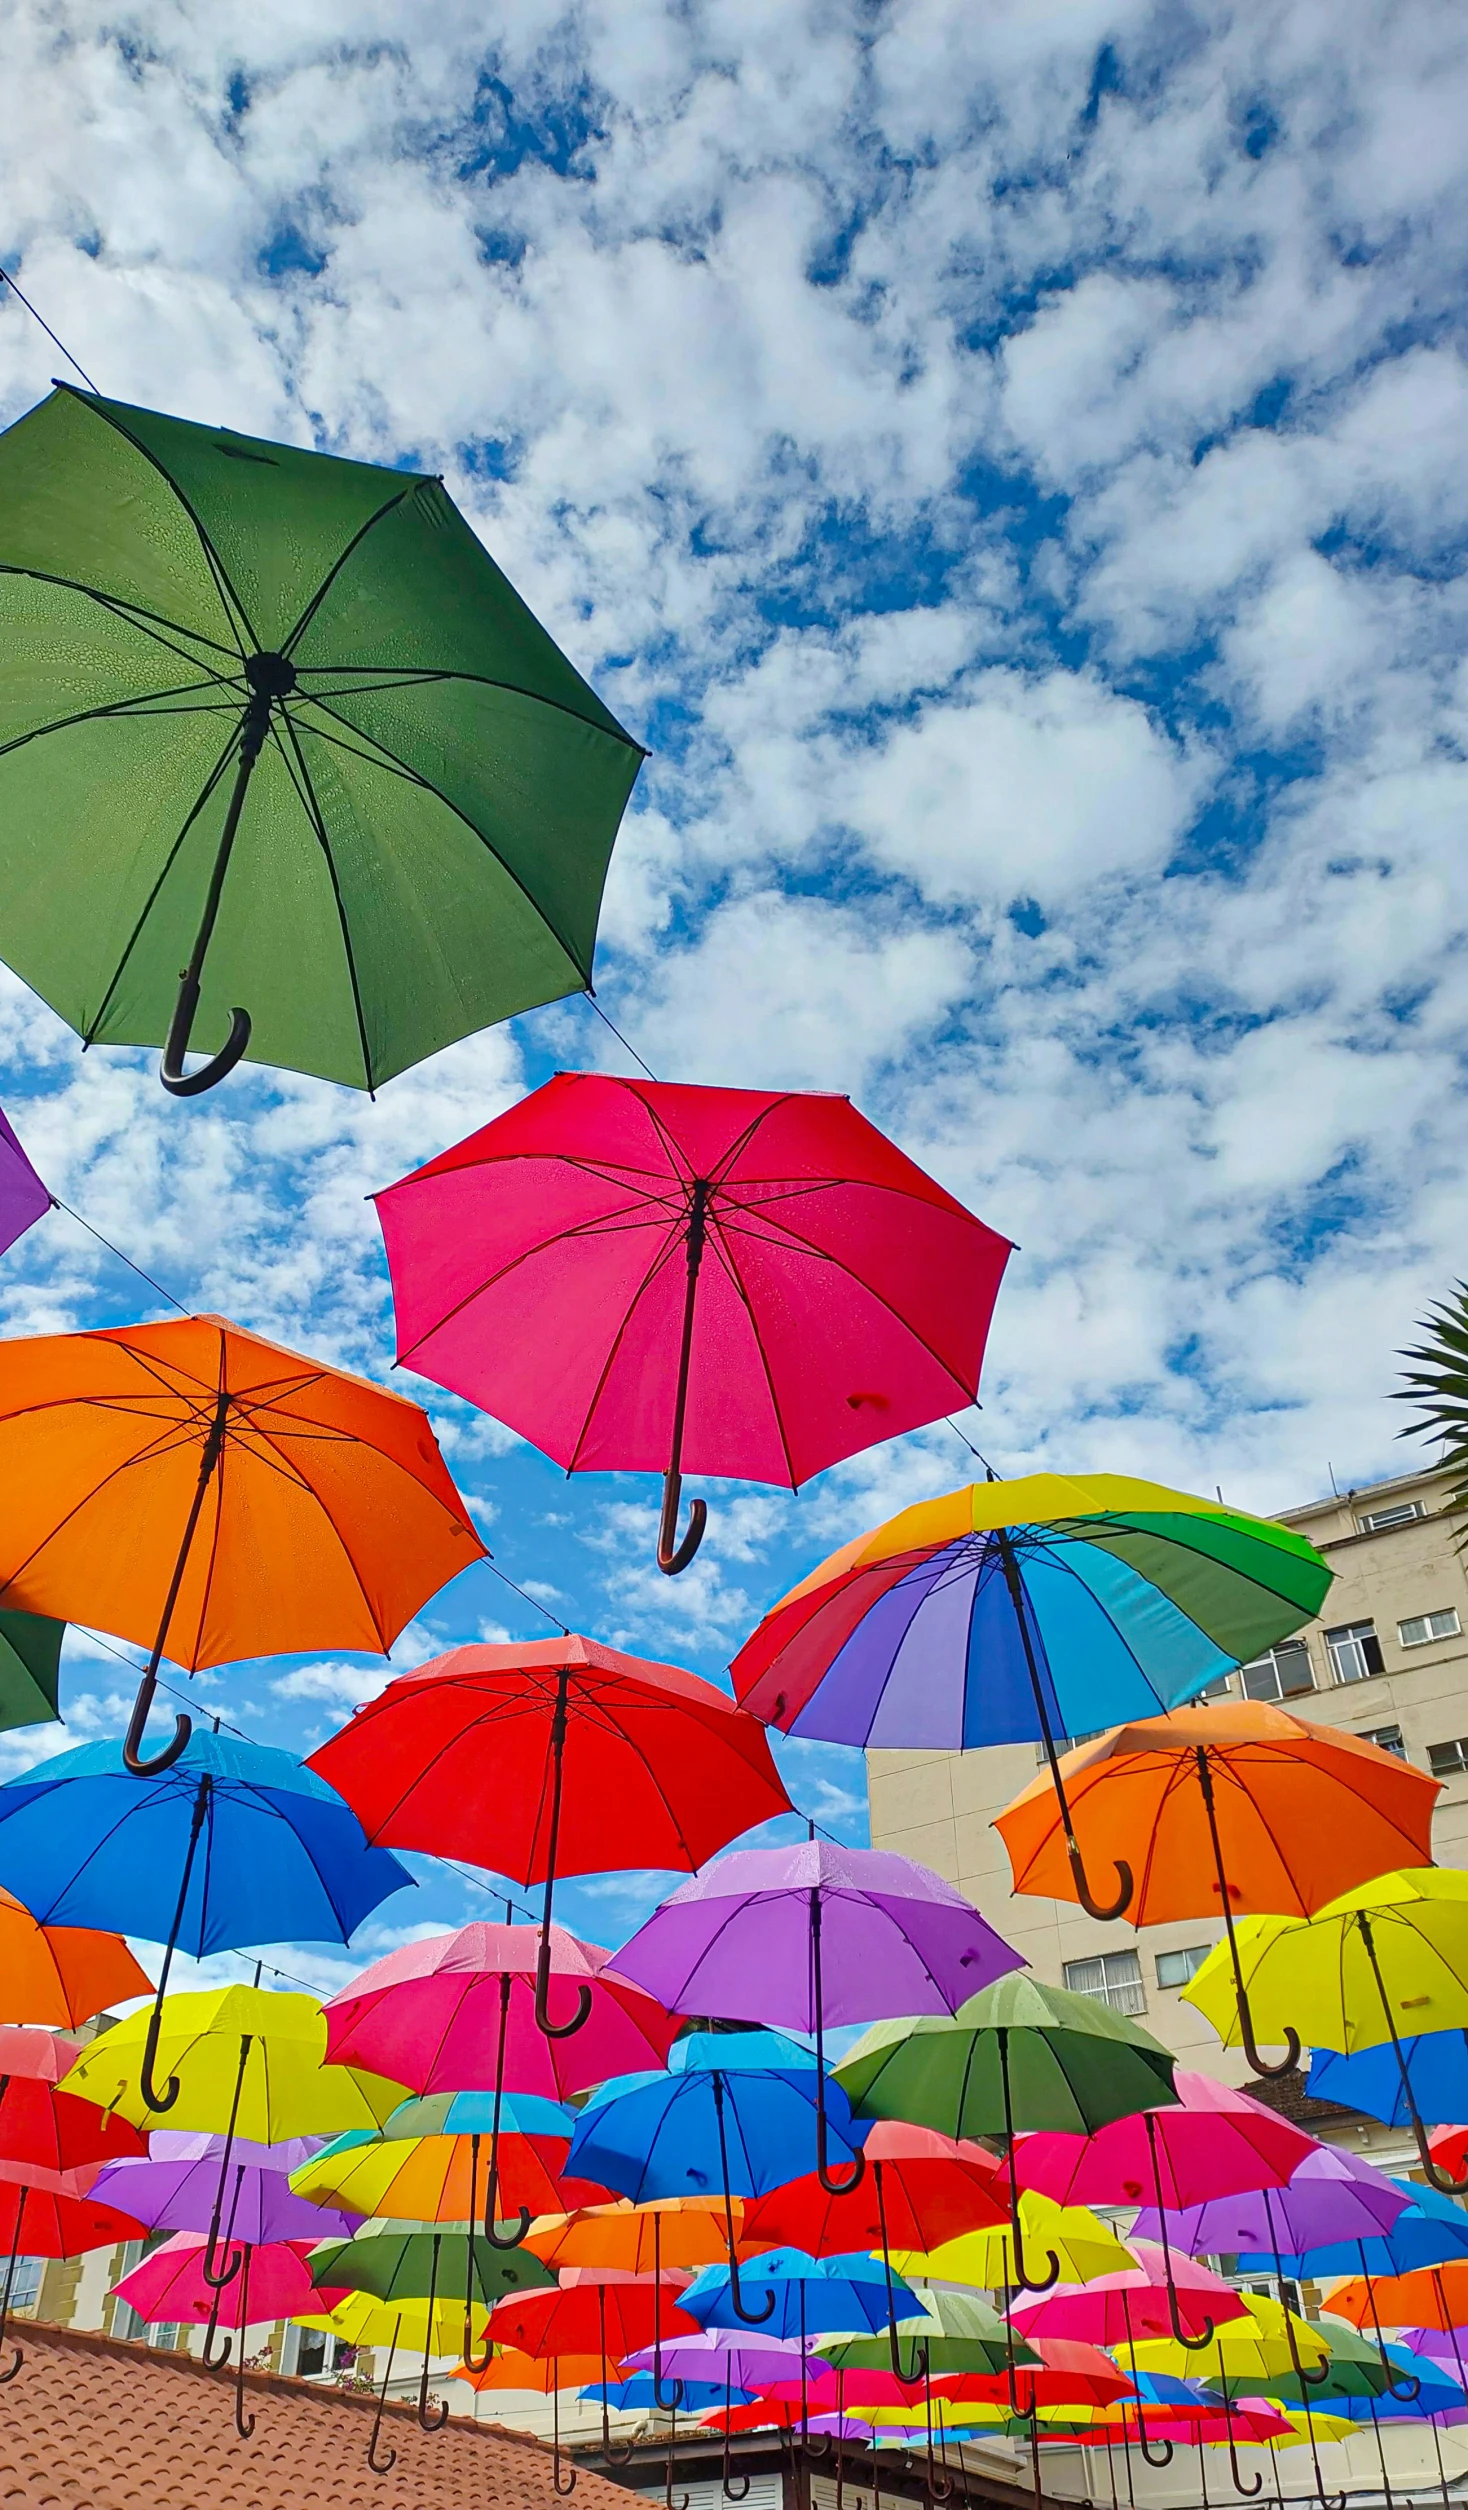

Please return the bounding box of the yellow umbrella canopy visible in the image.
[889,2194,1133,2291]
[1120,2294,1329,2393]
[295,2291,466,2354]
[60,1987,407,2135]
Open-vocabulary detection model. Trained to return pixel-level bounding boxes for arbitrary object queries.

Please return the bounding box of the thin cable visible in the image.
[584,993,659,1083]
[0,266,99,392]
[49,1196,191,1316]
[483,1556,570,1637]
[944,1416,995,1472]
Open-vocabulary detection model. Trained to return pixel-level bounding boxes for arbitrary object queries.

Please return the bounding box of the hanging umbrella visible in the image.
[0,1887,149,2028]
[1308,2028,1468,2127]
[116,2224,352,2436]
[289,2090,603,2236]
[309,2217,555,2437]
[732,1475,1330,1921]
[0,1313,484,1771]
[567,2030,867,2328]
[0,2170,146,2381]
[612,1838,1022,2194]
[309,1638,789,2039]
[0,2067,144,2176]
[523,2195,769,2412]
[486,2271,701,2456]
[0,1616,63,1741]
[817,2288,1038,2382]
[680,2249,918,2342]
[0,1106,49,1262]
[626,2328,836,2392]
[995,1701,1438,2076]
[90,2129,356,2247]
[453,2347,606,2391]
[834,1976,1177,2293]
[1116,2292,1330,2402]
[1011,2068,1316,2347]
[1007,2245,1249,2347]
[886,2192,1133,2293]
[373,1072,1012,1576]
[3,1734,409,2122]
[1183,1869,1468,2191]
[584,2374,749,2412]
[931,2339,1134,2416]
[0,387,644,1098]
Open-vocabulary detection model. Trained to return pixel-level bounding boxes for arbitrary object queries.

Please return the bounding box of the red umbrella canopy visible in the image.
[485,2275,700,2361]
[308,1638,791,1883]
[0,2172,144,2259]
[372,1074,1012,1569]
[0,2075,145,2176]
[1011,2070,1317,2211]
[742,2120,1008,2256]
[321,1920,681,2100]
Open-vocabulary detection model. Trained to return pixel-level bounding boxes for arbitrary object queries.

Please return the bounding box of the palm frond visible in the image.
[1394,1283,1468,1541]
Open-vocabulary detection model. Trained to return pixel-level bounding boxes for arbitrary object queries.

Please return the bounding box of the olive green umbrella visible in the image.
[0,388,644,1095]
[308,2216,554,2434]
[818,2288,1040,2381]
[0,1611,61,1733]
[835,1977,1177,2297]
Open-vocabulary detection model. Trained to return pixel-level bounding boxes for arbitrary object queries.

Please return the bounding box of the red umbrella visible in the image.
[309,1637,790,2037]
[0,2168,144,2382]
[373,1073,1012,1572]
[742,2120,1007,2258]
[0,2074,145,2177]
[485,2273,698,2370]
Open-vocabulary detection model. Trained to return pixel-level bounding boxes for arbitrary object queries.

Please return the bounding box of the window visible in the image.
[1357,1724,1406,1759]
[1156,1945,1212,1990]
[1326,1622,1385,1684]
[1359,1501,1427,1533]
[5,2259,41,2316]
[1063,1950,1146,2016]
[1400,1609,1461,1648]
[1430,1739,1468,1778]
[1239,1640,1315,1703]
[1198,1673,1235,1700]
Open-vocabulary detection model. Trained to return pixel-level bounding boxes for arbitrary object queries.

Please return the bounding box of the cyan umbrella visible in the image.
[680,2248,917,2342]
[566,2030,867,2326]
[0,1730,410,2111]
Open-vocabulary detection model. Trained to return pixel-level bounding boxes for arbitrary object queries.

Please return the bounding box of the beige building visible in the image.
[867,1460,1468,2087]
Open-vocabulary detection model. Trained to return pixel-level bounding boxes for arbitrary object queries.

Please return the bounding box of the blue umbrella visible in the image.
[580,2378,751,2412]
[566,2030,868,2326]
[0,1729,410,2112]
[681,2248,916,2342]
[1235,2179,1468,2281]
[1308,2032,1468,2127]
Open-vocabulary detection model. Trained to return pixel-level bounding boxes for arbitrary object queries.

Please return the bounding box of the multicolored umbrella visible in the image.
[1183,1868,1468,2190]
[309,1637,789,2039]
[289,2090,601,2235]
[612,1838,1021,2192]
[0,387,643,1098]
[373,1072,1012,1572]
[732,1473,1330,1918]
[995,1700,1437,2074]
[0,1313,483,1771]
[0,1889,149,2029]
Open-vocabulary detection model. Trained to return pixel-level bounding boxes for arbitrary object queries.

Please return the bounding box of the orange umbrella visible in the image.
[452,2347,604,2391]
[523,2197,770,2276]
[994,1701,1439,2079]
[0,1315,485,1773]
[1322,2257,1468,2333]
[0,1887,150,2027]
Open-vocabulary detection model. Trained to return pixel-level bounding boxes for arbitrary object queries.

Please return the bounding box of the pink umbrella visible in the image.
[373,1073,1012,1572]
[1008,2243,1250,2347]
[1011,2070,1316,2352]
[110,2232,347,2336]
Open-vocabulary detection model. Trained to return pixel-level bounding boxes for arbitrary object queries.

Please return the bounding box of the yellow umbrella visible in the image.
[60,1987,407,2135]
[1183,1868,1468,2187]
[295,2290,465,2353]
[890,2195,1132,2291]
[1120,2293,1328,2394]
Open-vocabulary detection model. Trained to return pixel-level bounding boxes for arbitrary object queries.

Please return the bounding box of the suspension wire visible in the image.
[0,264,100,392]
[483,1556,570,1637]
[48,1196,191,1316]
[943,1414,991,1468]
[584,992,659,1083]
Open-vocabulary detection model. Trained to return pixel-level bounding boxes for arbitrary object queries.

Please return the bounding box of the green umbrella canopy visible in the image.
[308,2219,555,2306]
[834,1976,1179,2140]
[1257,2318,1397,2406]
[0,387,644,1093]
[817,2288,1041,2378]
[0,1610,62,1733]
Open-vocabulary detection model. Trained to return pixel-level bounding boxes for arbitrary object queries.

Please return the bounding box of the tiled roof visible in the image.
[0,2320,633,2508]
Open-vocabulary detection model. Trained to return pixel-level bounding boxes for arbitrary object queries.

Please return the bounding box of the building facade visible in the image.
[866,1461,1468,2086]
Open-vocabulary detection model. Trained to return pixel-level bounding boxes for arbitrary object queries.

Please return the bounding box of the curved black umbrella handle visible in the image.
[462,2139,494,2374]
[204,2048,253,2288]
[664,2405,690,2510]
[232,2246,256,2440]
[1406,2104,1468,2196]
[1224,2414,1262,2497]
[721,2364,750,2499]
[124,1388,233,1776]
[416,2236,450,2432]
[200,2285,232,2370]
[1192,1750,1299,2078]
[122,1677,192,1776]
[725,2247,777,2326]
[658,1474,707,1577]
[997,1525,1133,1921]
[1263,2193,1330,2388]
[814,2082,865,2197]
[367,2317,400,2476]
[1236,2002,1300,2082]
[1359,1912,1468,2196]
[712,2073,776,2324]
[158,687,272,1099]
[656,1184,711,1577]
[810,1895,865,2196]
[483,1986,536,2245]
[999,2032,1060,2295]
[552,2377,578,2495]
[1068,1841,1134,1925]
[1133,2406,1173,2471]
[0,2189,27,2385]
[535,1672,593,2040]
[1145,2111,1213,2351]
[601,2394,636,2466]
[161,988,252,1098]
[139,1995,182,2116]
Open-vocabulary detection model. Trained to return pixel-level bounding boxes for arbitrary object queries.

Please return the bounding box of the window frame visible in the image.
[1399,1608,1461,1649]
[1062,1948,1147,2016]
[1155,1944,1212,1990]
[1325,1620,1385,1684]
[1238,1639,1315,1704]
[1429,1738,1468,1778]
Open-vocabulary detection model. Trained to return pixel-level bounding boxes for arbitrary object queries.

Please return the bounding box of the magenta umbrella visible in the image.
[110,2231,350,2435]
[373,1073,1012,1573]
[1008,2244,1250,2347]
[613,1838,1022,2197]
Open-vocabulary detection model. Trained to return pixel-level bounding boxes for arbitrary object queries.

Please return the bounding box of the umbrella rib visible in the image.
[0,1415,218,1609]
[701,1215,798,1491]
[563,1221,691,1478]
[280,489,413,658]
[270,707,375,1090]
[81,723,245,1049]
[709,1201,986,1403]
[390,1191,680,1362]
[59,388,258,657]
[0,564,246,662]
[297,672,645,757]
[0,679,246,764]
[1054,1513,1328,1621]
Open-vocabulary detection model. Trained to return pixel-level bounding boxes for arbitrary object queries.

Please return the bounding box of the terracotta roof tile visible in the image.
[0,2323,631,2510]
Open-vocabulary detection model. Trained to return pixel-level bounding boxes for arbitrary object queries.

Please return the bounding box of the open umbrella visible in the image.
[0,2170,146,2381]
[1308,2029,1468,2128]
[995,1702,1438,2075]
[373,1072,1012,1573]
[1183,1869,1468,2192]
[1008,2245,1248,2348]
[612,1838,1022,2194]
[113,2226,350,2434]
[0,1888,150,2028]
[567,2030,867,2328]
[681,2249,918,2343]
[1,1733,410,2118]
[90,2129,356,2248]
[0,1313,484,1770]
[310,1638,788,2040]
[289,2089,600,2236]
[0,2065,144,2176]
[834,1976,1177,2293]
[311,2216,555,2438]
[294,2287,468,2473]
[887,2192,1133,2294]
[732,1475,1330,1919]
[0,386,643,1098]
[0,1105,49,1262]
[523,2196,769,2412]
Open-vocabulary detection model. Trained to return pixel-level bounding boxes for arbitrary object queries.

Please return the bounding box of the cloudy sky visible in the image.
[2,0,1465,1992]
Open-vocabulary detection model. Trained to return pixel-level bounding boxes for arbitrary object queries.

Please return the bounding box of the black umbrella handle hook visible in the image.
[657,1183,710,1576]
[461,2139,494,2374]
[1358,1913,1468,2193]
[712,2074,776,2324]
[999,1528,1131,1919]
[200,2282,232,2370]
[1264,2194,1329,2386]
[367,2317,400,2476]
[1000,2032,1060,2294]
[139,1772,213,2112]
[1194,1750,1300,2077]
[203,2044,252,2287]
[1144,2113,1213,2351]
[0,2190,27,2385]
[535,1672,593,2039]
[811,1894,865,2196]
[416,2236,450,2431]
[551,2376,577,2495]
[232,2246,256,2440]
[123,1387,231,1776]
[483,1990,536,2241]
[159,690,273,1098]
[1224,2403,1263,2496]
[1132,2405,1173,2471]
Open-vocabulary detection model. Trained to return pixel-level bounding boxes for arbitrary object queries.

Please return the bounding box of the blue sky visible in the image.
[1,0,1466,2003]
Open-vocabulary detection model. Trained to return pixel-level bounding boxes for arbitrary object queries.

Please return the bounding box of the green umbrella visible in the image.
[818,2288,1040,2381]
[0,1611,62,1733]
[835,1978,1177,2298]
[0,388,643,1095]
[307,2218,553,2307]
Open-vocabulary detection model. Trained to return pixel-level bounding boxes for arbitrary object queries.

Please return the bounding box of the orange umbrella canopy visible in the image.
[524,2197,772,2275]
[1322,2258,1468,2330]
[0,1888,150,2028]
[452,2348,604,2392]
[994,1700,1440,1924]
[0,1314,484,1666]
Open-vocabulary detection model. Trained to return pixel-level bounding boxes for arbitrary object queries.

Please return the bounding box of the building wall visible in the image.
[866,1463,1468,2088]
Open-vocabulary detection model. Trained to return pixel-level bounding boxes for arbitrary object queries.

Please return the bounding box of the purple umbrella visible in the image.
[612,1837,1023,2195]
[625,2328,837,2393]
[0,1108,49,1262]
[88,2130,358,2251]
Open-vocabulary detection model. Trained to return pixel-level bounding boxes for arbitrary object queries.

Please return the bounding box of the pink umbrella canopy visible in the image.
[110,2233,347,2329]
[1012,2070,1317,2211]
[373,1073,1012,1571]
[0,1107,49,1263]
[1008,2244,1250,2346]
